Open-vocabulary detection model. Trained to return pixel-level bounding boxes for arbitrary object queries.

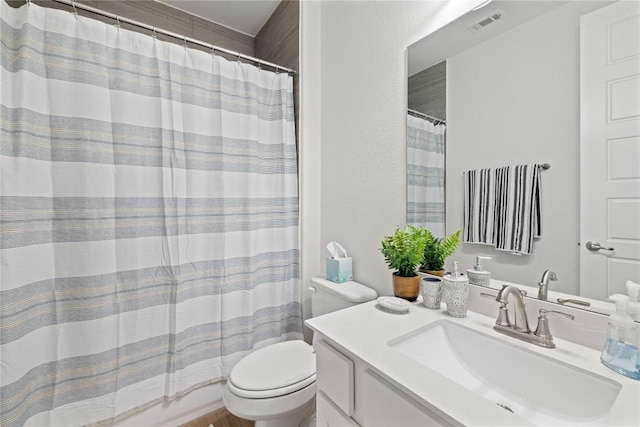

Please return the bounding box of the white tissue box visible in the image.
[326,257,353,283]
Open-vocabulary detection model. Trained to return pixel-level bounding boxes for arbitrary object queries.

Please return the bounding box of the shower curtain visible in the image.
[406,113,445,237]
[0,2,301,426]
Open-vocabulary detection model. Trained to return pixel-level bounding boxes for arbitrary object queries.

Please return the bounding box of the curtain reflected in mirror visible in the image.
[406,111,445,237]
[407,59,447,237]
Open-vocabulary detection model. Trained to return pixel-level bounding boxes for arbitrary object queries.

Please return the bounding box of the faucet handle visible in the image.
[534,309,575,348]
[480,293,511,326]
[539,309,575,321]
[556,298,591,307]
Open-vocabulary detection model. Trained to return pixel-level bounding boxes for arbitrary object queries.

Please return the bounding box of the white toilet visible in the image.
[223,276,377,427]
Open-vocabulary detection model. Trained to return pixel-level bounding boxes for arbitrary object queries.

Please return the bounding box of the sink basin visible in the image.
[388,320,622,425]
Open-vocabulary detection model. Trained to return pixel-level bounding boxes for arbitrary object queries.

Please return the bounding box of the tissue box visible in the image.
[326,257,353,283]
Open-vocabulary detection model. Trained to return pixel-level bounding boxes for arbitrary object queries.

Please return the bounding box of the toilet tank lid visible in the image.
[311,276,378,303]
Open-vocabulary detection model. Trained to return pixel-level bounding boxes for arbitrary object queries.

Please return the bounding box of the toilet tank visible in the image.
[309,276,378,318]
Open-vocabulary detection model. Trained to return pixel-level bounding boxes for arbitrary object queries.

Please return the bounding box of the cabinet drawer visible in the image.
[315,340,354,416]
[316,391,359,427]
[362,369,457,426]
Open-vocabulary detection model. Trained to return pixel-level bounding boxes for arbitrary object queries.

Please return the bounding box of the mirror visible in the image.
[407,0,639,314]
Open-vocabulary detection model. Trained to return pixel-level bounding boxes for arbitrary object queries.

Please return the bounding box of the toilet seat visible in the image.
[224,379,317,423]
[228,340,316,399]
[227,373,316,399]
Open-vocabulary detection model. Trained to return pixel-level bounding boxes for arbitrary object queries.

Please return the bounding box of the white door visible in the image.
[580,1,640,300]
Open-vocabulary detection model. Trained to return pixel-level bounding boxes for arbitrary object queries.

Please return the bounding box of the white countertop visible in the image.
[305,299,640,427]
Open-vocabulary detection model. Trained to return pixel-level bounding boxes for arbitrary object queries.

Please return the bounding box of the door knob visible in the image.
[585,241,615,252]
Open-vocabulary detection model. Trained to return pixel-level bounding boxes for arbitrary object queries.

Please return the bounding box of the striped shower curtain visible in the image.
[406,113,445,237]
[0,2,301,426]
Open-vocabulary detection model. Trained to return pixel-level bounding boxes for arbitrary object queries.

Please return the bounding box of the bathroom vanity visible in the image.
[305,298,640,426]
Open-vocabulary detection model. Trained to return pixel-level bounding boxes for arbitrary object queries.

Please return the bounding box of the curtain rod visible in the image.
[42,0,296,75]
[408,108,446,124]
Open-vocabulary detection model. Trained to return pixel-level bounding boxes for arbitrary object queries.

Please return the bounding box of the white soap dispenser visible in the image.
[443,261,470,318]
[625,280,640,322]
[600,294,639,380]
[467,256,492,287]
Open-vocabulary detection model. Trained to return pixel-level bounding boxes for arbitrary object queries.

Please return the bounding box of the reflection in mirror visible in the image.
[406,106,445,236]
[406,0,640,313]
[407,59,446,237]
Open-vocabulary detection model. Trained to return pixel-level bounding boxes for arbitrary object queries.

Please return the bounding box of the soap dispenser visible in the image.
[467,256,492,287]
[600,294,640,380]
[443,261,469,318]
[626,280,640,322]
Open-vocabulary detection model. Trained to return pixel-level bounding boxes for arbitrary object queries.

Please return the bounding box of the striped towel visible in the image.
[494,164,541,255]
[463,168,495,245]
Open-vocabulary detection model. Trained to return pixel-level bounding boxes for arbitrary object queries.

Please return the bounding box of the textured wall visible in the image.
[299,1,321,339]
[312,1,475,298]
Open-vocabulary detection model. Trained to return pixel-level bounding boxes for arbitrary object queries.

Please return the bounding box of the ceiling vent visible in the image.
[468,10,505,33]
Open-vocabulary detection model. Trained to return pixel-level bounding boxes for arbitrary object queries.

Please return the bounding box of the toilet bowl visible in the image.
[223,277,377,427]
[223,340,317,427]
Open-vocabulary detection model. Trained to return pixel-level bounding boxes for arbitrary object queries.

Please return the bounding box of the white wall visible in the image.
[446,2,607,295]
[299,0,481,299]
[300,0,323,339]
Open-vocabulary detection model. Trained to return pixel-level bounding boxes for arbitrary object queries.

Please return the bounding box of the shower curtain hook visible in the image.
[152,26,157,39]
[72,1,78,18]
[26,0,31,7]
[114,15,121,29]
[237,53,241,66]
[183,36,188,48]
[257,61,262,72]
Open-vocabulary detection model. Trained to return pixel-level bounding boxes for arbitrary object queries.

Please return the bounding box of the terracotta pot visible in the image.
[392,273,420,301]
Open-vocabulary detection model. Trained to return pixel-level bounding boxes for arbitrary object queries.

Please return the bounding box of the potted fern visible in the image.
[420,229,461,276]
[380,225,427,301]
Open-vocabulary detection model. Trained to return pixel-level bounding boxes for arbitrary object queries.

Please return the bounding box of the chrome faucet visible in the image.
[537,269,557,301]
[483,285,574,348]
[495,285,530,332]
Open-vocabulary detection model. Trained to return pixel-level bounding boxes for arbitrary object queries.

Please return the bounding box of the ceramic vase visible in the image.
[442,277,469,318]
[421,277,443,309]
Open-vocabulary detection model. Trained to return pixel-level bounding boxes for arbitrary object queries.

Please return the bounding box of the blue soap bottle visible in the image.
[600,294,639,380]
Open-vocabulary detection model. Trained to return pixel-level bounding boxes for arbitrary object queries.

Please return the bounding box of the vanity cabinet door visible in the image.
[316,391,359,427]
[315,340,355,416]
[361,369,459,427]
